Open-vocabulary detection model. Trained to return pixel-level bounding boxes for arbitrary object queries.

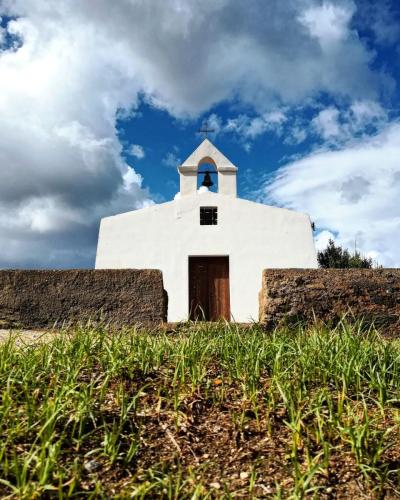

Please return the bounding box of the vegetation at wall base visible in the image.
[317,239,375,268]
[0,322,400,498]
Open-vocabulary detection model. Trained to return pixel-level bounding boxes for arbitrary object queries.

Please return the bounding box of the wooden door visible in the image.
[189,257,230,321]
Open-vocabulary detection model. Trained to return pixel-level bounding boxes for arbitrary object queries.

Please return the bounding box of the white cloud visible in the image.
[224,99,388,148]
[129,144,145,160]
[350,100,387,128]
[225,111,287,140]
[3,0,379,115]
[162,151,181,168]
[312,100,388,143]
[314,230,336,251]
[200,113,223,138]
[285,125,307,145]
[264,122,400,266]
[298,2,354,49]
[222,99,387,148]
[312,107,342,140]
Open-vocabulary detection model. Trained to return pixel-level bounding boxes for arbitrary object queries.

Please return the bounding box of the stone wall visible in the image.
[260,269,400,333]
[0,269,166,329]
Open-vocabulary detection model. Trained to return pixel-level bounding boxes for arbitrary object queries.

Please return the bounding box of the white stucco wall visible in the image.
[95,191,317,322]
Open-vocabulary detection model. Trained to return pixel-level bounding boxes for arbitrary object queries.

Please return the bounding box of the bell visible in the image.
[201,171,214,188]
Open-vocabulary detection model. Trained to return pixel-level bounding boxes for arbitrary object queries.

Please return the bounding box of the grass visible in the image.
[0,321,400,498]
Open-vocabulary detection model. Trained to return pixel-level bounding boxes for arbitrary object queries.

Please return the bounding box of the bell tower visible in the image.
[177,139,237,197]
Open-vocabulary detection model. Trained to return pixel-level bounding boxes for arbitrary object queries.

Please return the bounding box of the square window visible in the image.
[200,207,218,225]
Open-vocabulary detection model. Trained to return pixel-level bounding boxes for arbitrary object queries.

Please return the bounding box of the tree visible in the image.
[317,239,373,268]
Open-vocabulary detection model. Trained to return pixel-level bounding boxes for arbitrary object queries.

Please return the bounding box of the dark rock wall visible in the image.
[260,269,400,333]
[0,269,166,329]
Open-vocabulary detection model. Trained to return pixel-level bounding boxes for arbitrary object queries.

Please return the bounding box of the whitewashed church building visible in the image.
[95,139,317,322]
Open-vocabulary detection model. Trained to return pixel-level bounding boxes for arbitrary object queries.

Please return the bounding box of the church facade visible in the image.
[95,139,317,322]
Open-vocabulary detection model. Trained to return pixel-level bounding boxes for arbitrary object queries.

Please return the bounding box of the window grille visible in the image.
[200,207,218,225]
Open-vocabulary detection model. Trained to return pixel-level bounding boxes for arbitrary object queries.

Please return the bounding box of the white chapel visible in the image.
[95,139,317,322]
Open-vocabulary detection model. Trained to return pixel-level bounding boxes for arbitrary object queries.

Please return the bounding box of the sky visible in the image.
[0,0,400,268]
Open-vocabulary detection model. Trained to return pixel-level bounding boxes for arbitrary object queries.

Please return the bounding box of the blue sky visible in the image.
[0,0,400,267]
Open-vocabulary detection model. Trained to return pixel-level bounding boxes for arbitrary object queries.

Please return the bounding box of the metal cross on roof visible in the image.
[197,121,215,139]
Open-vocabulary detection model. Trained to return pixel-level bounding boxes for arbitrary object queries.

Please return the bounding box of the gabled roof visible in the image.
[179,139,237,173]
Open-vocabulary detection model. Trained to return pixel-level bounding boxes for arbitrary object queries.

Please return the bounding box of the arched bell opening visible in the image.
[178,140,237,197]
[197,157,218,193]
